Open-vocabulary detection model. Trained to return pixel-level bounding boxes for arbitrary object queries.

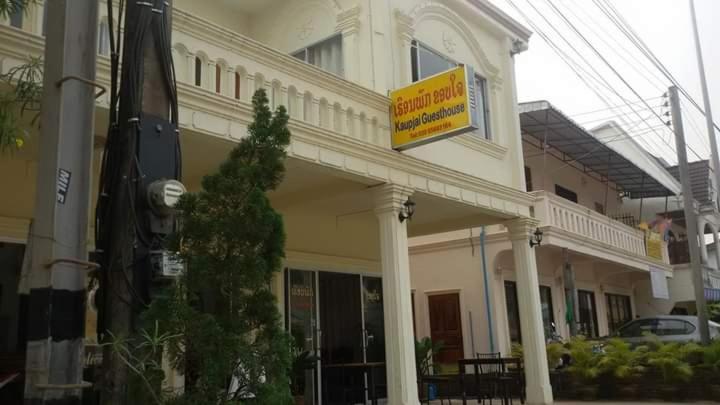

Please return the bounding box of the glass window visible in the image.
[474,75,491,140]
[234,72,241,100]
[555,184,578,203]
[656,319,695,336]
[291,34,343,77]
[9,6,22,29]
[540,286,555,339]
[606,294,632,335]
[411,40,456,81]
[578,290,599,338]
[504,281,522,343]
[98,21,110,56]
[506,282,555,342]
[618,319,656,337]
[410,40,492,141]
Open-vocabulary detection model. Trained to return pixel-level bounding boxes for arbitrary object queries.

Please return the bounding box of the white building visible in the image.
[0,1,559,404]
[410,101,680,360]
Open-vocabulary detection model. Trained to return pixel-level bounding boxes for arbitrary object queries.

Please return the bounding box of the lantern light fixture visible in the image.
[398,197,416,223]
[529,227,543,248]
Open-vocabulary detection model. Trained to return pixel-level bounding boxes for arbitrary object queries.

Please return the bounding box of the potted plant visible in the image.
[290,344,319,405]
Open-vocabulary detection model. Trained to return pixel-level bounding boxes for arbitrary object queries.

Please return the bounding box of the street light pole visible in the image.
[23,0,99,403]
[669,85,711,345]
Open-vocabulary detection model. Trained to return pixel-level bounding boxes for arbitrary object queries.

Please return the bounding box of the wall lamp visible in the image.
[529,227,543,248]
[399,197,416,223]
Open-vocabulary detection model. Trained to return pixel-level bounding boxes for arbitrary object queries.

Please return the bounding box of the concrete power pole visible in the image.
[23,0,99,404]
[689,0,720,206]
[669,85,711,344]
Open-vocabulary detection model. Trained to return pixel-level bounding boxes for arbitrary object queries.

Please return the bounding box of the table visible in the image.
[322,361,385,405]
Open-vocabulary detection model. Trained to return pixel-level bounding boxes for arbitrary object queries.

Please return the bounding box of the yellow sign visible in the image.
[390,65,478,151]
[646,231,663,260]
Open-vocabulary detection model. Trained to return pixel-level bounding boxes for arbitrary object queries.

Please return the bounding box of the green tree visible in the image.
[0,0,40,151]
[141,88,292,404]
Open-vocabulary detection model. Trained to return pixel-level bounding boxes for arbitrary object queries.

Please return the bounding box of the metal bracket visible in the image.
[44,258,100,270]
[35,381,93,390]
[55,76,107,99]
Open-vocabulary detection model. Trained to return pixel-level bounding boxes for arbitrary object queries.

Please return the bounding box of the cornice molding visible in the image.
[336,5,362,35]
[450,134,507,160]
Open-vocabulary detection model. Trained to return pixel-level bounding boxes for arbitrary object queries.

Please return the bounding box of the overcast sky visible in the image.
[489,0,720,165]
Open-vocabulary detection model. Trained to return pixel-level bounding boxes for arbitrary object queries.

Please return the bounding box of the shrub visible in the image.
[596,338,643,379]
[565,337,600,382]
[637,336,693,383]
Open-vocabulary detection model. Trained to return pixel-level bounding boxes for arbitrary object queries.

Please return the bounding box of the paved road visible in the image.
[429,402,720,404]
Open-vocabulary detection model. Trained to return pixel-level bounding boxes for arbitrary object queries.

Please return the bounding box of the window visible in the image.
[504,281,522,343]
[291,34,343,77]
[215,64,222,93]
[525,166,533,192]
[555,184,578,203]
[578,290,599,338]
[98,20,110,56]
[618,319,656,338]
[540,286,555,339]
[656,319,695,336]
[9,6,22,29]
[194,57,202,87]
[505,282,555,342]
[410,40,491,140]
[410,40,456,82]
[606,293,632,335]
[474,75,491,139]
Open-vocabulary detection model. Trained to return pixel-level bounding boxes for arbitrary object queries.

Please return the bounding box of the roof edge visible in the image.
[467,0,532,43]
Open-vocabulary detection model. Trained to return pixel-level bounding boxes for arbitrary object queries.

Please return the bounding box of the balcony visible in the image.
[532,191,670,266]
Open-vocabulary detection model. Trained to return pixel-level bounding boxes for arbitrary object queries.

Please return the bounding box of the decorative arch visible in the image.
[287,86,298,118]
[254,72,265,92]
[234,66,247,100]
[215,58,229,94]
[172,43,190,83]
[408,2,501,85]
[333,102,343,132]
[194,50,210,88]
[98,18,111,56]
[271,80,283,110]
[318,98,329,128]
[303,91,314,122]
[345,107,355,136]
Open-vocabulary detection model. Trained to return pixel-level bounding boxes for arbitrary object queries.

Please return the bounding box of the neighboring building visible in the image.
[410,101,681,359]
[0,1,559,404]
[622,159,720,314]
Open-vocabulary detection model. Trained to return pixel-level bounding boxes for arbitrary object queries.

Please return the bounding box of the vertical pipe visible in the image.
[480,226,496,353]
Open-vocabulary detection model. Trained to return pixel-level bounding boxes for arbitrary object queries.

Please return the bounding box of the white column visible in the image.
[506,218,553,405]
[373,184,419,405]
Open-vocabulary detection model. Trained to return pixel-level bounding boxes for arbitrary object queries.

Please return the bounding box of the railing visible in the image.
[532,191,669,263]
[0,8,392,149]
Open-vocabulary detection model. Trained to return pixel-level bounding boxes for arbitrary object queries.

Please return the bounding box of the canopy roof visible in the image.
[519,101,678,199]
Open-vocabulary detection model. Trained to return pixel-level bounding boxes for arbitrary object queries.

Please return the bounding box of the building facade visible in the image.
[0,1,557,404]
[410,101,681,359]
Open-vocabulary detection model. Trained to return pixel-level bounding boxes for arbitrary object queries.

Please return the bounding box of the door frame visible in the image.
[285,267,384,405]
[425,289,465,366]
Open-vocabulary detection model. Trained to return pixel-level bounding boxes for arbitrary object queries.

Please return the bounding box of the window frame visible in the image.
[194,57,203,87]
[9,6,23,29]
[605,293,632,335]
[577,289,599,338]
[290,33,344,77]
[409,39,493,141]
[555,184,579,203]
[539,285,555,339]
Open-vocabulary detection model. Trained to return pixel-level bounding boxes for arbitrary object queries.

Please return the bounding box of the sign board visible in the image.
[390,65,478,151]
[650,266,669,299]
[646,231,663,261]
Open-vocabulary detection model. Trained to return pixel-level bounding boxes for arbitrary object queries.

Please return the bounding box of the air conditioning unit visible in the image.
[150,250,184,278]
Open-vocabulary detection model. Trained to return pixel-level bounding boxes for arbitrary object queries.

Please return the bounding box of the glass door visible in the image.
[286,269,319,405]
[361,276,386,401]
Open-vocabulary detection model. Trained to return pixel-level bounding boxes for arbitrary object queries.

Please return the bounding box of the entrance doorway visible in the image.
[428,293,464,369]
[285,269,386,405]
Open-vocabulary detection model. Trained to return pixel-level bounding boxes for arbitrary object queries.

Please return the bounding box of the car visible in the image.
[614,315,720,344]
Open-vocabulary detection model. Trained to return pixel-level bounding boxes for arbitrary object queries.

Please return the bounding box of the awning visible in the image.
[519,101,677,199]
[706,288,720,302]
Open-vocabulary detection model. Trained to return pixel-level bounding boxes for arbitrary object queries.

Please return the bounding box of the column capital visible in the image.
[373,183,414,215]
[505,217,540,241]
[394,9,415,42]
[336,5,362,35]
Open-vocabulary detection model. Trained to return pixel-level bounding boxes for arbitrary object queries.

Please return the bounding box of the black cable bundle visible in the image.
[95,0,181,333]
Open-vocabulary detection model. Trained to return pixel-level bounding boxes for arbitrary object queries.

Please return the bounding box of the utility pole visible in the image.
[23,1,98,404]
[689,0,720,205]
[97,0,180,403]
[669,85,711,344]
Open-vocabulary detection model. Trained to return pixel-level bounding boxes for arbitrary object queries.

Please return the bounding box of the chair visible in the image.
[498,357,526,405]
